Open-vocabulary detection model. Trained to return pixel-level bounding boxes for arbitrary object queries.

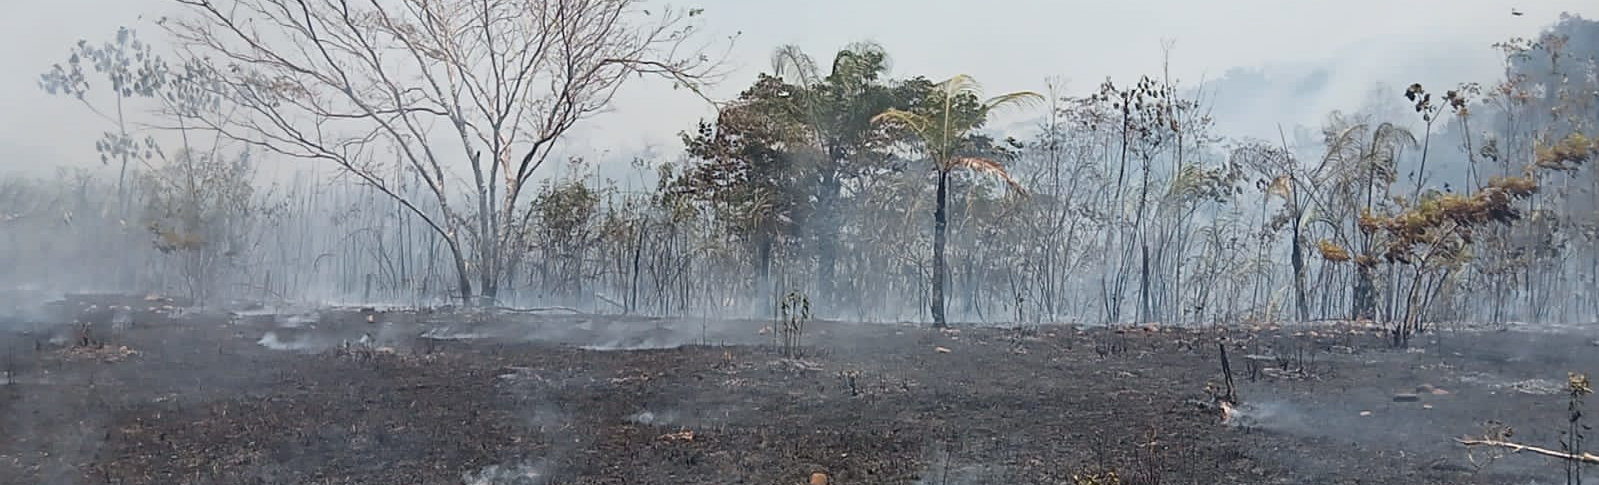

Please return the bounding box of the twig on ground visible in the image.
[1456,438,1599,463]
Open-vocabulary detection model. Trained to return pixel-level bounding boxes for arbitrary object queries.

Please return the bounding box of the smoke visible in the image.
[256,331,328,352]
[625,410,670,425]
[462,461,551,485]
[0,288,54,332]
[1222,399,1313,434]
[912,464,1010,485]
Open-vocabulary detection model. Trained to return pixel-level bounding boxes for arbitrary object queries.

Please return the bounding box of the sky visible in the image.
[1,0,1593,184]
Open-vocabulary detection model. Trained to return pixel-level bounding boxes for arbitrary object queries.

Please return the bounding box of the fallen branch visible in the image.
[593,293,627,311]
[492,305,587,314]
[1456,438,1599,463]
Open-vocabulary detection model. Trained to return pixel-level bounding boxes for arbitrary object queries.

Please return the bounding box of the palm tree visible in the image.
[872,74,1041,327]
[769,42,905,303]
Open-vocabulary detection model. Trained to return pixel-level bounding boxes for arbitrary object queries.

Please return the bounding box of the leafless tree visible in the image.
[161,0,730,304]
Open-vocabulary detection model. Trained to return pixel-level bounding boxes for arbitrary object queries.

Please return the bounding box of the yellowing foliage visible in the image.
[1534,132,1598,171]
[1570,372,1593,396]
[1264,175,1292,199]
[1071,468,1121,485]
[148,222,207,253]
[1361,176,1538,265]
[1357,208,1382,236]
[1317,240,1351,263]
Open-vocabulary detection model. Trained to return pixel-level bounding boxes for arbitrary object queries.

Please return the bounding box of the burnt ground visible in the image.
[1,294,1597,485]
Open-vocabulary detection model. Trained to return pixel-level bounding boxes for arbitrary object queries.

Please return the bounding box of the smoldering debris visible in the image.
[420,327,492,341]
[1221,399,1309,433]
[256,331,327,352]
[578,340,685,351]
[626,409,686,426]
[1456,373,1567,396]
[462,462,548,485]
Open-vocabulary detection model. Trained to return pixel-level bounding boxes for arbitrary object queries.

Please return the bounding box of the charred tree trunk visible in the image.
[815,174,841,305]
[1290,213,1309,322]
[481,276,499,305]
[756,233,773,318]
[932,170,949,328]
[448,241,475,306]
[1352,263,1377,320]
[1139,243,1152,323]
[628,224,644,314]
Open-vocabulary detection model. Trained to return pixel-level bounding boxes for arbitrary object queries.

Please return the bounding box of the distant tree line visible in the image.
[3,3,1597,342]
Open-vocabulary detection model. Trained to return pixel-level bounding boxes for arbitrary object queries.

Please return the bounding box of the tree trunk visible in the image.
[448,241,475,306]
[756,233,773,318]
[1139,242,1152,323]
[815,175,840,305]
[481,275,499,306]
[931,170,949,328]
[628,225,645,314]
[1352,263,1377,320]
[1290,216,1309,322]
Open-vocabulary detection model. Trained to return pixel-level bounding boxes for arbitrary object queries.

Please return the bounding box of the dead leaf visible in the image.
[658,430,695,441]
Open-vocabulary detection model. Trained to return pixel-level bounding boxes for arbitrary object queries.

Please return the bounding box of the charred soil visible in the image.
[1,294,1596,484]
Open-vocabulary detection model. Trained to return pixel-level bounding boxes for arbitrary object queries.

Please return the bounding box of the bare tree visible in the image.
[162,0,729,304]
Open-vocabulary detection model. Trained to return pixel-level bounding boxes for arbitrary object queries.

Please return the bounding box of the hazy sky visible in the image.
[1,0,1592,181]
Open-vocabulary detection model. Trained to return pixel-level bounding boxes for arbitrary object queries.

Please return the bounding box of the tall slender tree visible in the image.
[873,74,1041,327]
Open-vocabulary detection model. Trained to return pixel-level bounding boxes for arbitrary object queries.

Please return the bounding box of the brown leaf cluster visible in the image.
[1360,176,1538,264]
[1570,372,1593,395]
[150,223,207,253]
[1316,239,1351,263]
[58,344,139,363]
[1533,132,1598,171]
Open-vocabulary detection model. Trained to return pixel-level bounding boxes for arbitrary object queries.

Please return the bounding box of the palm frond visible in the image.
[771,45,820,87]
[1317,121,1367,175]
[938,74,985,101]
[871,108,931,136]
[1372,122,1418,148]
[1167,163,1205,198]
[950,156,1026,195]
[982,91,1046,115]
[831,41,890,82]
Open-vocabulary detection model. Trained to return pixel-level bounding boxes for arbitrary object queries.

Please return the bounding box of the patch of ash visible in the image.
[578,339,685,351]
[914,463,1012,485]
[912,440,1017,485]
[497,366,537,380]
[463,462,549,485]
[278,313,316,328]
[1455,373,1565,395]
[625,409,684,426]
[420,327,491,340]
